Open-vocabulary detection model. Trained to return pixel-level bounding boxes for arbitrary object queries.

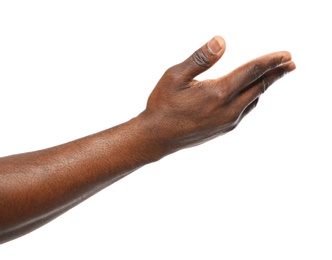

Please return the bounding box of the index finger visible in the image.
[222,51,292,97]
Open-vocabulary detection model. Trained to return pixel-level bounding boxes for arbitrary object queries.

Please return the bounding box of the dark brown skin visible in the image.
[0,36,296,244]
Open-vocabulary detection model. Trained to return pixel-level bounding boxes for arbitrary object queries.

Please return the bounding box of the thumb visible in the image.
[173,36,226,82]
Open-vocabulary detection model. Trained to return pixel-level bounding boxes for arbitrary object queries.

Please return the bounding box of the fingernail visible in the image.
[207,36,223,55]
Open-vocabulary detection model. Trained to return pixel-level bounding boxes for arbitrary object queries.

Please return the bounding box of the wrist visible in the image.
[128,112,172,163]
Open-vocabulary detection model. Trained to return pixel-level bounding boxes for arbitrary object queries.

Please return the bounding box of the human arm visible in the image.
[0,36,295,243]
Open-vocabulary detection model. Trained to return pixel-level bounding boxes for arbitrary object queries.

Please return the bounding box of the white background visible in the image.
[0,1,331,259]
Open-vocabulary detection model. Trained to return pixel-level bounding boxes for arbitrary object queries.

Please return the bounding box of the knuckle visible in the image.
[253,63,264,78]
[214,80,234,104]
[261,75,270,93]
[191,49,210,68]
[270,56,283,68]
[279,66,289,79]
[252,56,280,78]
[203,82,228,105]
[163,66,181,82]
[215,88,229,103]
[227,123,238,132]
[228,111,240,125]
[164,66,176,76]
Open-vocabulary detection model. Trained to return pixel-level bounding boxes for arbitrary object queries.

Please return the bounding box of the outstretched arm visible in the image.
[0,36,295,244]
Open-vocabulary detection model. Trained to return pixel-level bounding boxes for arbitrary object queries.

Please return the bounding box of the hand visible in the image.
[142,36,295,152]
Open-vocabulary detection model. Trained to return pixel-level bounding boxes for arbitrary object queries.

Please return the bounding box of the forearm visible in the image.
[0,113,165,243]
